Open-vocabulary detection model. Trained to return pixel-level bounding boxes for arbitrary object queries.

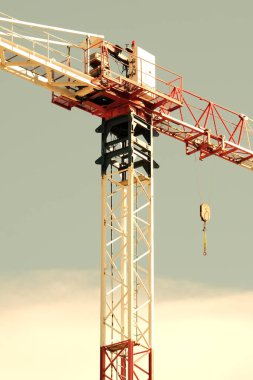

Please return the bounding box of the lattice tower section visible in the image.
[96,113,157,380]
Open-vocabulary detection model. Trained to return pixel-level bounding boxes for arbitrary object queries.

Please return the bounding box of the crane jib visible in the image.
[0,27,252,169]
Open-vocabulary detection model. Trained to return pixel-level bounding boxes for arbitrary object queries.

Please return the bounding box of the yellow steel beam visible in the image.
[1,64,89,101]
[75,86,94,96]
[0,46,5,64]
[52,80,87,88]
[5,60,37,67]
[45,68,52,84]
[0,36,99,101]
[0,37,98,89]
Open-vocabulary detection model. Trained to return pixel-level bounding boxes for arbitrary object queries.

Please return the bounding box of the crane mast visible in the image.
[98,113,154,380]
[1,13,253,380]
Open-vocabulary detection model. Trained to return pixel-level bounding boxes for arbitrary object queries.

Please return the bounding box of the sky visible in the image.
[0,0,253,379]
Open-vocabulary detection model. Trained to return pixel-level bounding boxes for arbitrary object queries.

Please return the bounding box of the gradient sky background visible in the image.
[1,1,253,379]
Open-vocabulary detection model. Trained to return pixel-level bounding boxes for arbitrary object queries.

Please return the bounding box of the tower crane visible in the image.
[1,13,253,380]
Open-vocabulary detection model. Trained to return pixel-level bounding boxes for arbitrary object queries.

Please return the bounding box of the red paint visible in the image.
[100,341,153,380]
[53,40,253,166]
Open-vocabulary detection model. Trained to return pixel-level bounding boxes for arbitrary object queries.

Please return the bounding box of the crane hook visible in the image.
[200,203,211,256]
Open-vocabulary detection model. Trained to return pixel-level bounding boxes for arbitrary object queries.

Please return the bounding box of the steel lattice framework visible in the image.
[0,12,253,380]
[1,15,253,169]
[98,114,154,380]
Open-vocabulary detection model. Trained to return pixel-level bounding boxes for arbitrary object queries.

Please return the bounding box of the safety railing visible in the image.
[96,42,183,104]
[0,12,103,74]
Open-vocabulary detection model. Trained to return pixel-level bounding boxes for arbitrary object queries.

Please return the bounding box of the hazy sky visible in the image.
[0,0,253,378]
[1,270,253,379]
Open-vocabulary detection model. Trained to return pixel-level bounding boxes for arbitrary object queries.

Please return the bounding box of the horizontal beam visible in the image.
[156,113,253,169]
[0,16,104,38]
[0,37,98,87]
[0,32,74,46]
[1,64,79,100]
[5,60,38,67]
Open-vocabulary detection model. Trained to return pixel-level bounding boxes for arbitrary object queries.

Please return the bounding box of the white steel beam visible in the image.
[0,32,75,46]
[0,17,104,38]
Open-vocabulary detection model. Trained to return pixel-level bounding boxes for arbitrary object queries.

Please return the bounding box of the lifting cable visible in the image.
[194,156,211,256]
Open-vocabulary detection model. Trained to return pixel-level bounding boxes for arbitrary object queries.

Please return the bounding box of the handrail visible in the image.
[0,15,104,38]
